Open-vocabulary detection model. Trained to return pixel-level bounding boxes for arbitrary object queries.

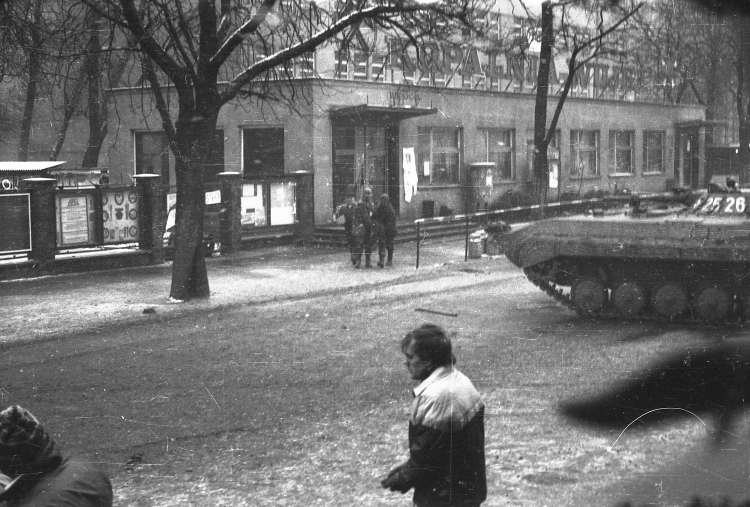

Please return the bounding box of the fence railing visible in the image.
[413,196,631,269]
[0,171,314,265]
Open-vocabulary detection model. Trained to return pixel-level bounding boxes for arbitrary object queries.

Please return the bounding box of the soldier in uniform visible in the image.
[335,187,371,268]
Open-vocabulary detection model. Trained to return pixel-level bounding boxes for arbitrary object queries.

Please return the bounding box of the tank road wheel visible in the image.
[571,278,608,314]
[693,286,732,322]
[611,282,647,319]
[651,283,689,319]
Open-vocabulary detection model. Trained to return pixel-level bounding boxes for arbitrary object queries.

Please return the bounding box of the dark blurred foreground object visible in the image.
[560,343,750,441]
[562,344,750,505]
[0,405,112,507]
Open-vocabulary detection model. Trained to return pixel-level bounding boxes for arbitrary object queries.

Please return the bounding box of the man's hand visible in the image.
[381,465,410,493]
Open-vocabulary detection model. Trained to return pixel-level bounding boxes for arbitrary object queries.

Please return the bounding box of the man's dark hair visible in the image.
[401,324,455,367]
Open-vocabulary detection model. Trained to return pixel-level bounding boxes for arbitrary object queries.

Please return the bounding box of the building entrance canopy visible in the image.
[329,105,437,125]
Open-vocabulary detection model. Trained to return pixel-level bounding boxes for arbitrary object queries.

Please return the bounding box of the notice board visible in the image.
[102,189,140,244]
[0,193,31,253]
[57,193,96,247]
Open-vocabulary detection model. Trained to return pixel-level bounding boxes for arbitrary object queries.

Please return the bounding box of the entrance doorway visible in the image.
[684,131,700,188]
[332,126,388,208]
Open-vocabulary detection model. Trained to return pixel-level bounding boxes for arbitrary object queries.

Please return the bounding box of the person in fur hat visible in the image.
[0,405,112,507]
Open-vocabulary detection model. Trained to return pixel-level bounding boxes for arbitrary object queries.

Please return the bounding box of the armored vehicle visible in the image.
[504,191,750,323]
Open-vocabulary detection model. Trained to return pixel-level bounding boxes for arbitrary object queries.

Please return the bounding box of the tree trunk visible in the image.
[737,17,750,186]
[533,1,554,219]
[168,109,217,301]
[82,10,105,169]
[49,63,86,161]
[18,0,43,161]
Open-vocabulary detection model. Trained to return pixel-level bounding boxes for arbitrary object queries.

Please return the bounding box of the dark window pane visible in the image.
[244,128,284,176]
[135,132,169,185]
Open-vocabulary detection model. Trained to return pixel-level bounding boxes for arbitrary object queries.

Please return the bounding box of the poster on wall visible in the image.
[403,147,417,203]
[57,193,95,247]
[549,162,559,190]
[270,181,296,226]
[102,190,139,244]
[241,183,266,227]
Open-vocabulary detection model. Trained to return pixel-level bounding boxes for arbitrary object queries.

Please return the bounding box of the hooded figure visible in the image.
[371,193,398,267]
[0,405,112,507]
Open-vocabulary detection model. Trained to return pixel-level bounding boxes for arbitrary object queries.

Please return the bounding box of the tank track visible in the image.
[523,265,746,327]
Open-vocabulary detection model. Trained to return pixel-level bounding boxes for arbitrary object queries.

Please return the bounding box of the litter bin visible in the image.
[468,230,487,259]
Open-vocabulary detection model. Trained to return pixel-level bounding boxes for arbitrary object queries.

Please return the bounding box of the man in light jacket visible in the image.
[382,324,487,507]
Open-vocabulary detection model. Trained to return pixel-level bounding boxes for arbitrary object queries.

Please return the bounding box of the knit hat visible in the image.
[0,406,58,478]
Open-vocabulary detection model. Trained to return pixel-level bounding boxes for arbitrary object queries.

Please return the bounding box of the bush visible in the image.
[489,189,537,210]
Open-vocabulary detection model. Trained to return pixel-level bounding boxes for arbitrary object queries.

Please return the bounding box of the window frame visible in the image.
[570,130,600,178]
[482,128,516,181]
[417,127,463,186]
[242,127,285,177]
[609,130,635,175]
[643,130,666,174]
[134,131,169,185]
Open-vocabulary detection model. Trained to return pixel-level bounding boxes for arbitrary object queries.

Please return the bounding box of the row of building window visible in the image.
[135,127,666,186]
[134,129,286,185]
[417,128,666,185]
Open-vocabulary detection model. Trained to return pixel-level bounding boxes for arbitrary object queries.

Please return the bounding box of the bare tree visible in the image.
[16,0,44,161]
[80,0,482,301]
[530,0,644,217]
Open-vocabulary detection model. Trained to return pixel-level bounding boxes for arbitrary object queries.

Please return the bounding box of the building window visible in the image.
[526,130,560,184]
[134,131,169,185]
[243,128,284,177]
[483,129,515,180]
[352,50,368,80]
[294,52,314,78]
[609,130,634,174]
[334,49,348,78]
[643,131,666,173]
[417,127,462,185]
[570,130,599,177]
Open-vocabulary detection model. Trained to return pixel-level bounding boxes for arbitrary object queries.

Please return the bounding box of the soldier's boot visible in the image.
[364,254,372,268]
[354,255,362,269]
[386,248,393,267]
[350,252,357,265]
[377,252,385,268]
